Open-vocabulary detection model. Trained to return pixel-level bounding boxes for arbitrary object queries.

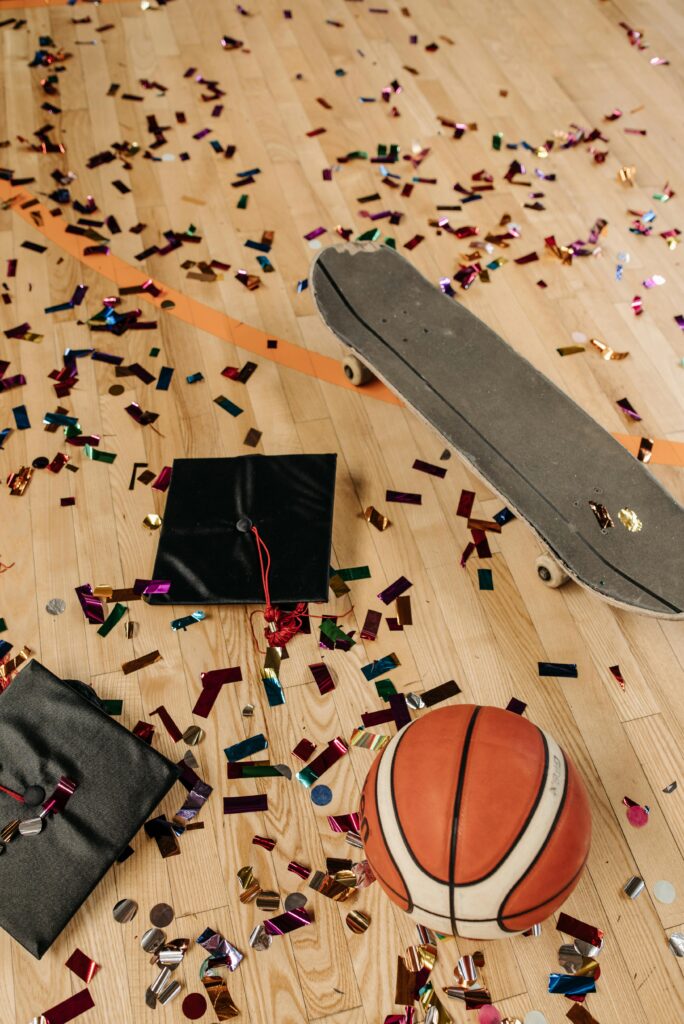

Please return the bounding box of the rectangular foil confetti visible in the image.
[328,812,360,834]
[378,576,412,604]
[566,1004,601,1024]
[309,662,335,694]
[225,733,268,762]
[39,989,95,1024]
[252,835,276,850]
[556,913,603,947]
[296,737,348,787]
[386,490,421,504]
[538,662,578,678]
[362,653,400,680]
[264,907,311,935]
[121,650,161,675]
[224,795,268,814]
[65,948,100,983]
[361,610,382,640]
[413,459,446,478]
[422,680,461,706]
[456,489,475,517]
[350,727,391,751]
[292,738,316,761]
[365,506,390,530]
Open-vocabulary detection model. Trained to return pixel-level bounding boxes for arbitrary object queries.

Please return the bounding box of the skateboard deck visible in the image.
[311,242,684,618]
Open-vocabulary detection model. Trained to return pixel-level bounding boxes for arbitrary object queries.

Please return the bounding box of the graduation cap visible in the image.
[0,661,179,958]
[148,454,337,605]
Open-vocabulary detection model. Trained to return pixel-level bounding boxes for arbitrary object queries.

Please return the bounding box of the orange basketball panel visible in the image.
[455,707,547,884]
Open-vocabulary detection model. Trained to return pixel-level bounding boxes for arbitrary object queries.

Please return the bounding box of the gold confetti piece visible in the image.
[589,501,614,532]
[364,505,390,530]
[346,910,371,933]
[143,513,162,530]
[333,869,357,889]
[617,165,637,186]
[309,870,355,901]
[237,865,257,889]
[557,345,586,357]
[121,650,161,674]
[93,585,113,599]
[329,573,351,598]
[0,819,20,844]
[202,975,240,1020]
[349,727,391,751]
[239,883,262,904]
[405,943,437,972]
[396,595,412,625]
[0,646,32,681]
[618,507,642,532]
[256,890,280,911]
[589,337,629,360]
[419,982,451,1023]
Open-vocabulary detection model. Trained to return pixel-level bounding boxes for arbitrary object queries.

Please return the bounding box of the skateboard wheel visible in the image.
[342,354,373,386]
[535,555,569,589]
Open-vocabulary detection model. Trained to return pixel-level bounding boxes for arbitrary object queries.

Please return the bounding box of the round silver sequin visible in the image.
[284,892,308,912]
[46,598,66,616]
[18,817,43,837]
[113,898,138,923]
[141,927,167,953]
[150,902,175,927]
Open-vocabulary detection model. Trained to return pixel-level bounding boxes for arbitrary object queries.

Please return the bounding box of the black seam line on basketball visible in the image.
[388,717,458,887]
[375,729,414,915]
[315,260,681,614]
[448,706,482,935]
[455,727,550,888]
[496,748,571,932]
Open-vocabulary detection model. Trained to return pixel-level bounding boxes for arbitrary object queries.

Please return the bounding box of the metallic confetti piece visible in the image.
[361,610,382,641]
[225,732,268,762]
[668,932,684,956]
[256,891,281,911]
[309,870,355,902]
[150,967,172,997]
[589,337,629,360]
[150,905,175,929]
[143,513,163,530]
[122,650,161,675]
[182,993,208,1020]
[328,812,360,834]
[288,860,311,880]
[361,653,400,680]
[616,397,642,421]
[311,784,333,805]
[292,738,316,761]
[151,705,183,742]
[113,898,138,923]
[557,345,586,357]
[170,610,206,632]
[38,990,95,1024]
[214,395,243,417]
[556,913,603,949]
[365,505,390,530]
[653,880,676,903]
[609,665,626,691]
[97,602,126,637]
[197,928,244,971]
[589,501,614,531]
[378,576,412,604]
[46,598,66,615]
[636,437,653,463]
[623,875,644,898]
[141,927,167,953]
[329,573,351,598]
[248,924,272,951]
[159,981,182,1006]
[548,974,595,995]
[252,834,276,850]
[224,795,268,814]
[183,725,205,746]
[296,737,349,787]
[539,662,577,678]
[18,818,43,837]
[285,893,308,912]
[310,662,335,694]
[618,507,642,532]
[478,568,493,590]
[75,583,105,624]
[663,781,677,794]
[346,910,371,933]
[65,949,100,984]
[145,816,181,857]
[350,727,391,751]
[386,490,421,504]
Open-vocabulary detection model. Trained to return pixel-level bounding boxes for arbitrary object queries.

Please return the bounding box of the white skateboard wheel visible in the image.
[535,554,569,588]
[342,354,374,386]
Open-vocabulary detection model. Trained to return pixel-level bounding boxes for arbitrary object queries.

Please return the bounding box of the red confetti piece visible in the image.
[65,948,100,984]
[41,988,95,1024]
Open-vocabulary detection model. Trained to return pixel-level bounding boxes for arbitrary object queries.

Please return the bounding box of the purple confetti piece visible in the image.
[386,490,421,504]
[223,795,268,814]
[75,583,105,624]
[134,578,171,595]
[412,459,446,477]
[263,907,311,935]
[377,576,412,604]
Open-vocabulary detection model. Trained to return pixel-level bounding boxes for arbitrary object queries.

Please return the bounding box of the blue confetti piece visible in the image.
[225,732,268,762]
[171,610,205,631]
[214,395,243,417]
[263,674,285,706]
[186,372,204,384]
[311,785,333,806]
[12,405,30,430]
[361,654,399,681]
[478,568,494,590]
[156,366,174,391]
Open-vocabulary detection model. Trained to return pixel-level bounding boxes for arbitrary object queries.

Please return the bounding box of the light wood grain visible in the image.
[0,0,683,1022]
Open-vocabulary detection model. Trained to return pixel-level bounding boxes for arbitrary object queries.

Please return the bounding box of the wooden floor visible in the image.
[1,0,683,1022]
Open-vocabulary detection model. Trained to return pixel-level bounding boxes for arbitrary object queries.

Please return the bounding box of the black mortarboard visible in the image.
[148,454,337,605]
[0,661,179,958]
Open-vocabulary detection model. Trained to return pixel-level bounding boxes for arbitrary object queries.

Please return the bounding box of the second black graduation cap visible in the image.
[149,454,337,605]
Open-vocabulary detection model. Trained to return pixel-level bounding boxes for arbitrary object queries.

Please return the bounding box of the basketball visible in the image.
[359,704,591,938]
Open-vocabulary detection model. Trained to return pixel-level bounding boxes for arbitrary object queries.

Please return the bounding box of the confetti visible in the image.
[121,650,161,675]
[609,665,626,691]
[364,506,390,530]
[618,507,642,532]
[65,949,100,984]
[538,662,578,678]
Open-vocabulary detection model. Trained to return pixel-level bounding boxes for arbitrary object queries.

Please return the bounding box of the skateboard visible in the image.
[310,242,684,618]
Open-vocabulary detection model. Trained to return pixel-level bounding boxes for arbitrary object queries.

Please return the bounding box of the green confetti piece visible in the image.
[384,237,396,249]
[357,228,381,242]
[214,395,243,417]
[85,445,117,463]
[237,194,249,209]
[149,346,160,357]
[0,618,7,633]
[652,192,669,202]
[478,568,494,590]
[320,618,355,646]
[492,131,503,150]
[296,765,318,788]
[335,565,371,582]
[64,423,82,439]
[375,678,397,700]
[101,698,123,715]
[97,602,127,637]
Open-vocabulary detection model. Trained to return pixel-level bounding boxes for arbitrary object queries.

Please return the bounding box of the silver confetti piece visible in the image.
[663,781,677,794]
[149,966,172,995]
[18,817,43,837]
[141,928,167,953]
[182,725,205,746]
[624,876,645,899]
[284,893,308,912]
[46,598,66,615]
[405,692,426,710]
[558,944,584,973]
[249,923,272,951]
[668,932,684,956]
[113,898,138,923]
[158,980,181,1005]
